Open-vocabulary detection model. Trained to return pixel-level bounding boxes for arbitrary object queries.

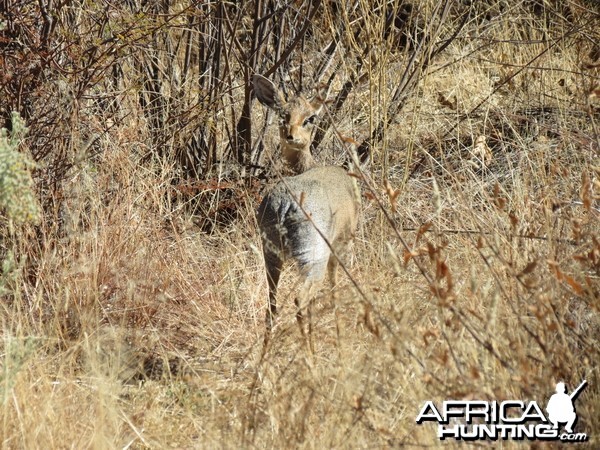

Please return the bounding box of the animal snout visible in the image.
[285,135,303,147]
[282,125,303,144]
[285,127,299,142]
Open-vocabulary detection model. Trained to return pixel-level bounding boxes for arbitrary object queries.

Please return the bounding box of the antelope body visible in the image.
[253,74,360,336]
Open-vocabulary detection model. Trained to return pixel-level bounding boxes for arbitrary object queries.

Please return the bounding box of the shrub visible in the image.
[0,112,40,226]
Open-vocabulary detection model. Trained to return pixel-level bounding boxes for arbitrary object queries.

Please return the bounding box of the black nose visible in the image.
[287,134,294,141]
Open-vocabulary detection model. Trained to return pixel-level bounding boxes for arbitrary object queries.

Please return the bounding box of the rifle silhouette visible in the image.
[570,380,587,401]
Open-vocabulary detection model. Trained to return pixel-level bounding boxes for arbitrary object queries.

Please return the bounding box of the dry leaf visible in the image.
[470,135,493,168]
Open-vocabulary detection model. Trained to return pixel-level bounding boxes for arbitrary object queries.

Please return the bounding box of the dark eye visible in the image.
[303,115,316,126]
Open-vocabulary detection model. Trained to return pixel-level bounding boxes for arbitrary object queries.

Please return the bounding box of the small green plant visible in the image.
[0,112,40,225]
[0,336,37,406]
[0,250,17,297]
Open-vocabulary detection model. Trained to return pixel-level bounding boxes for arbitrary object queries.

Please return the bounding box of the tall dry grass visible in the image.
[0,0,599,448]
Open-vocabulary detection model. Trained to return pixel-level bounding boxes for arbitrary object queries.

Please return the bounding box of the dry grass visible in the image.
[1,1,599,448]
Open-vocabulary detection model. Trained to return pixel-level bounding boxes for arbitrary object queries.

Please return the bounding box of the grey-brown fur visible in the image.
[253,74,360,339]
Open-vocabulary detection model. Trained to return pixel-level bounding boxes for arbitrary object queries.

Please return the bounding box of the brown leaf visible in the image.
[437,260,449,279]
[477,236,484,249]
[564,275,584,295]
[547,260,563,281]
[437,92,457,110]
[403,249,413,266]
[427,242,436,260]
[519,261,537,277]
[422,329,438,346]
[416,222,432,244]
[385,180,401,212]
[581,172,591,210]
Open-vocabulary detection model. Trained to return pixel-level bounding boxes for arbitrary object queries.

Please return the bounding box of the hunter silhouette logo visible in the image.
[416,380,588,442]
[546,380,587,434]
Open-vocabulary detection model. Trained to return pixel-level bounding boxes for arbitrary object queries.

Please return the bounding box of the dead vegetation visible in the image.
[0,0,599,448]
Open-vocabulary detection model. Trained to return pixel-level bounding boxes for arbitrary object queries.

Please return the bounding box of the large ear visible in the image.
[252,74,286,111]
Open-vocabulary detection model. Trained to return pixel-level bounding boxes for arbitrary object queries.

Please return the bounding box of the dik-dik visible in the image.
[253,74,360,341]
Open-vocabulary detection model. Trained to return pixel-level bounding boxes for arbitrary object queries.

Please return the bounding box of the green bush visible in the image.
[0,112,40,225]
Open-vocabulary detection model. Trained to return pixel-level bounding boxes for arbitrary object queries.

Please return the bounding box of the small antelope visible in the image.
[253,74,360,341]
